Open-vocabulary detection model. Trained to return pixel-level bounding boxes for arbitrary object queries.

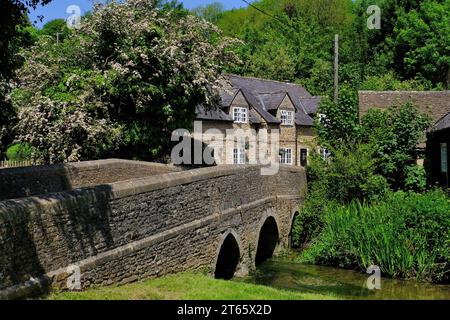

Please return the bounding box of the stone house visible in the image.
[426,112,450,188]
[196,75,321,166]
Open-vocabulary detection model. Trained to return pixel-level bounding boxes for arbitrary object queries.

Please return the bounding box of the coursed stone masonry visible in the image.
[0,160,306,299]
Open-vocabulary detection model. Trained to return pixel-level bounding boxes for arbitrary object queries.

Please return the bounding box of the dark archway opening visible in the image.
[255,217,279,266]
[289,212,300,249]
[214,233,240,280]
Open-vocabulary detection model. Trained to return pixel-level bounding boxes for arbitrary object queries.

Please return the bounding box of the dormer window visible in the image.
[233,107,248,123]
[280,110,293,125]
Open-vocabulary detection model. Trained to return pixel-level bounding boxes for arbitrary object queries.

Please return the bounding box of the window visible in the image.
[233,107,248,123]
[280,148,292,165]
[233,148,245,164]
[441,143,448,174]
[320,148,331,161]
[280,110,294,125]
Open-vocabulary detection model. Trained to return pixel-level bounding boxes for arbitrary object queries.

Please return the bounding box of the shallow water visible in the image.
[243,260,450,300]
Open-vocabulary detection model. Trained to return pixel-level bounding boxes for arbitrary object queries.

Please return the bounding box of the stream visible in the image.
[243,260,450,300]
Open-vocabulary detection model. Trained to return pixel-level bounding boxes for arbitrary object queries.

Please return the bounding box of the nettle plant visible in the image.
[11,0,240,163]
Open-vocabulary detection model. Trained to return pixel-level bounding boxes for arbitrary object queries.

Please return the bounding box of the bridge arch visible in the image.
[214,230,242,280]
[255,213,280,266]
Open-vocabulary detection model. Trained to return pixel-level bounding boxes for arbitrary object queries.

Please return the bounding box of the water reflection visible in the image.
[243,261,450,300]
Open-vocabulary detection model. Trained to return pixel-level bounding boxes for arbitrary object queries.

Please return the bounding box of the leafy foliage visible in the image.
[316,86,359,146]
[6,143,32,161]
[39,19,71,42]
[0,1,50,157]
[360,103,432,189]
[212,0,449,93]
[291,143,389,247]
[295,89,432,252]
[192,1,225,23]
[299,190,450,283]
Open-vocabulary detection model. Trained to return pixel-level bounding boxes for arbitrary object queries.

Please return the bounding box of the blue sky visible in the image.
[29,0,247,28]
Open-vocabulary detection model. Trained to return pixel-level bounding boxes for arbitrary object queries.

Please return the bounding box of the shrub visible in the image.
[308,143,389,204]
[360,103,432,190]
[325,144,390,203]
[6,143,32,161]
[404,165,427,192]
[291,181,329,247]
[299,190,450,283]
[291,144,389,247]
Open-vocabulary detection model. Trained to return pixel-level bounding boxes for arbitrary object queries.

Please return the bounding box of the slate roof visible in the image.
[429,112,450,132]
[299,97,322,115]
[257,92,287,111]
[295,109,314,126]
[220,88,240,107]
[241,88,281,124]
[196,74,319,126]
[359,91,450,123]
[249,109,262,124]
[227,74,312,100]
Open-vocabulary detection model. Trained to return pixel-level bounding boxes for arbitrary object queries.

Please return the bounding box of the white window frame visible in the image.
[280,110,294,125]
[233,107,248,124]
[280,148,293,165]
[320,147,331,161]
[233,148,246,164]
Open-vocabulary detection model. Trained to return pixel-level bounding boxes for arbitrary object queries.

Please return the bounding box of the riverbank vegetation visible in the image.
[45,272,336,300]
[291,88,449,284]
[299,191,450,283]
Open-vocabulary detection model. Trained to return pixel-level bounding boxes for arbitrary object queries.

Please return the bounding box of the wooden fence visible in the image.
[0,160,40,169]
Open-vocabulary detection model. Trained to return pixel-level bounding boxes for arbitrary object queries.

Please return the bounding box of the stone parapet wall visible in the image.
[0,159,180,201]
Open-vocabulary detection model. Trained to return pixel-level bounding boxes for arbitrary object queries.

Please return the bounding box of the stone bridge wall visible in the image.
[0,160,306,299]
[0,159,180,201]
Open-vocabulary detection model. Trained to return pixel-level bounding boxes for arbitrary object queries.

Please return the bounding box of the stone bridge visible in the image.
[0,159,306,299]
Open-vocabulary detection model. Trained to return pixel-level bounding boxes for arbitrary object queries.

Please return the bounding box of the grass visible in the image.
[45,272,337,300]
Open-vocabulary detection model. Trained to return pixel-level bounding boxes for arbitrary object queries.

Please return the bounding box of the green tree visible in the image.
[0,1,50,158]
[39,19,70,42]
[316,85,360,147]
[216,0,448,92]
[390,0,450,86]
[316,87,431,191]
[360,103,432,189]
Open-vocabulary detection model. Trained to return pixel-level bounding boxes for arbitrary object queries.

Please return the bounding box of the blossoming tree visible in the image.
[11,0,240,163]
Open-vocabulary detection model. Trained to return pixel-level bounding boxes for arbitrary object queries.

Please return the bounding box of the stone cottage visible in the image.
[426,112,450,188]
[195,75,321,167]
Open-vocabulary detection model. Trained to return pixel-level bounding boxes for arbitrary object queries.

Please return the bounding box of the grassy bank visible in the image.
[45,272,336,300]
[298,190,450,283]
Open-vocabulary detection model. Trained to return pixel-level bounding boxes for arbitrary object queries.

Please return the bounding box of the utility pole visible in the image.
[56,32,63,45]
[334,34,339,103]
